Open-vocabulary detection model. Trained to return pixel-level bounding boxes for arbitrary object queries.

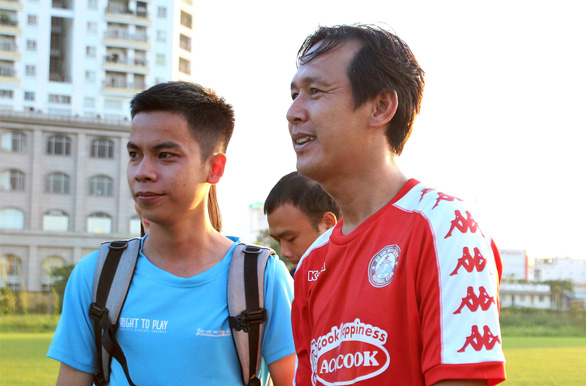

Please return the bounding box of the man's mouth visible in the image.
[295,136,316,145]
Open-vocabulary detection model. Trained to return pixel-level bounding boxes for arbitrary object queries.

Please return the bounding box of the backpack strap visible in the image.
[228,243,272,386]
[90,238,141,386]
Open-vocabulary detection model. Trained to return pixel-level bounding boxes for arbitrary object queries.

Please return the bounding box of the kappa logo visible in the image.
[445,210,485,239]
[453,286,496,314]
[432,192,463,209]
[310,319,390,385]
[458,325,501,352]
[308,262,326,282]
[450,247,487,275]
[419,188,435,202]
[368,245,400,288]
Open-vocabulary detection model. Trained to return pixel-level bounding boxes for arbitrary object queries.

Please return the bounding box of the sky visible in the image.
[191,0,586,259]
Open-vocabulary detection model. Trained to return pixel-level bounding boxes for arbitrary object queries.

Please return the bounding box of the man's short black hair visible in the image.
[297,24,425,155]
[264,172,341,231]
[130,81,234,159]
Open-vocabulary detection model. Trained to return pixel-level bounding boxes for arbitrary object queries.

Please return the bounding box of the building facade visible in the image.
[0,0,196,292]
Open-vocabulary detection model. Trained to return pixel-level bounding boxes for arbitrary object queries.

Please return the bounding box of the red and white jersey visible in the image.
[292,179,506,386]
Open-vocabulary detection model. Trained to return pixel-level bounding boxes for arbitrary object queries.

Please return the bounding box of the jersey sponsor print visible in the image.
[293,180,505,385]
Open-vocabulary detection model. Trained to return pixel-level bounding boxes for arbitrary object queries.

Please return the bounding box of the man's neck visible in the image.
[143,220,233,278]
[322,158,408,235]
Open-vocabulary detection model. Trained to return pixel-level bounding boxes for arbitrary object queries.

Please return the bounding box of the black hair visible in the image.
[297,24,425,155]
[264,172,340,231]
[130,81,234,159]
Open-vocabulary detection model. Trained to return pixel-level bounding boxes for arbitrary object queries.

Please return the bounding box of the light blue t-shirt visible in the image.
[47,236,295,385]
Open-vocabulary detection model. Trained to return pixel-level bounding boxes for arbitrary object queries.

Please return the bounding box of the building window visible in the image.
[44,172,70,194]
[25,65,36,76]
[85,71,96,82]
[43,210,69,231]
[84,97,95,108]
[0,89,14,99]
[89,175,113,196]
[42,256,66,291]
[157,6,166,17]
[27,40,37,51]
[1,131,26,152]
[104,99,122,110]
[0,254,23,290]
[90,138,114,159]
[0,169,25,191]
[0,208,24,229]
[47,134,71,155]
[24,91,35,101]
[130,216,141,235]
[27,15,38,26]
[179,58,191,75]
[156,30,166,42]
[48,94,72,105]
[87,22,97,33]
[180,11,192,29]
[179,34,191,52]
[86,46,96,58]
[87,212,112,233]
[156,54,165,65]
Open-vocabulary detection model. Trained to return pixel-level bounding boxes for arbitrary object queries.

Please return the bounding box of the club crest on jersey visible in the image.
[368,245,400,288]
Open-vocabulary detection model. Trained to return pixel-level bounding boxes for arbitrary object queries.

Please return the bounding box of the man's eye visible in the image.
[128,152,139,159]
[291,92,299,100]
[310,88,321,95]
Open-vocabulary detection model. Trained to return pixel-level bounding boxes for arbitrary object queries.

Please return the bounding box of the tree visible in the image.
[256,229,293,270]
[51,264,75,313]
[544,279,574,310]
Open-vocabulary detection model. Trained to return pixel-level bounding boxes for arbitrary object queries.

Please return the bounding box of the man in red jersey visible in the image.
[287,24,506,386]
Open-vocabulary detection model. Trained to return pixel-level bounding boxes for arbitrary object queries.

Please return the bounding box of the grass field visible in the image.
[0,333,584,385]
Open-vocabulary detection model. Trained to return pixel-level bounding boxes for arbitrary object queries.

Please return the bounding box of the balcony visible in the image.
[0,41,17,52]
[0,16,17,27]
[103,55,149,74]
[0,65,15,76]
[0,0,22,10]
[102,78,146,93]
[104,30,149,49]
[105,5,150,26]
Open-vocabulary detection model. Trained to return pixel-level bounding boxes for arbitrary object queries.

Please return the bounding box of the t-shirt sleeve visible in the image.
[46,251,99,374]
[417,200,506,385]
[260,254,295,365]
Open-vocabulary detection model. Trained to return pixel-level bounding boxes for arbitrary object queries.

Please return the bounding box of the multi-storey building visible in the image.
[0,0,196,292]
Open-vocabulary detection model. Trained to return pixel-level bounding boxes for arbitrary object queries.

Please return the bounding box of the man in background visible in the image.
[264,171,340,276]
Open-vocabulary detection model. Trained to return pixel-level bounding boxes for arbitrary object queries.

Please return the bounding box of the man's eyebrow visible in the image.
[126,141,181,151]
[290,75,329,90]
[272,229,295,239]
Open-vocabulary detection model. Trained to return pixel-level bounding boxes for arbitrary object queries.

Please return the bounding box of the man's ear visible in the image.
[370,89,398,129]
[207,153,227,184]
[318,211,338,233]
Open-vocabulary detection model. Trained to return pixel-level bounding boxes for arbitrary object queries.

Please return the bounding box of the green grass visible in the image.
[1,333,584,385]
[503,337,586,385]
[0,333,59,385]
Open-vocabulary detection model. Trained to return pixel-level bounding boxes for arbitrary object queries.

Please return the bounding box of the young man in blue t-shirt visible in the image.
[47,82,295,385]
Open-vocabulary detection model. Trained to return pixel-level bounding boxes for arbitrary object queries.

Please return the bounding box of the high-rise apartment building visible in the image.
[0,0,196,293]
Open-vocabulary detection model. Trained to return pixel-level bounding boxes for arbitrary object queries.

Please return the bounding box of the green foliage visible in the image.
[50,264,75,313]
[256,229,293,270]
[0,314,59,333]
[0,288,17,315]
[500,307,586,337]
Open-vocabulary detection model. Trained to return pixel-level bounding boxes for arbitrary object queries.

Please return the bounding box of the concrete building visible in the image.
[499,282,553,309]
[500,249,534,281]
[0,0,196,292]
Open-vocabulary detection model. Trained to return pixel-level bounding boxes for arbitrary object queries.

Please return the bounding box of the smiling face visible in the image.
[287,40,373,183]
[127,111,210,227]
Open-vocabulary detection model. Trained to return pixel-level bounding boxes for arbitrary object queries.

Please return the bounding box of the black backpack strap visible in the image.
[90,239,140,386]
[228,243,272,386]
